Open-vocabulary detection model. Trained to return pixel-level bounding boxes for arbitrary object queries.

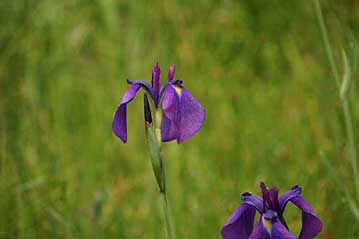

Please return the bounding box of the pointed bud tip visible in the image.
[260,182,266,189]
[152,63,160,73]
[168,64,176,81]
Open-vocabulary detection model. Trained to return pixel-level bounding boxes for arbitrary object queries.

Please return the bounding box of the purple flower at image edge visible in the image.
[221,182,323,239]
[112,63,205,144]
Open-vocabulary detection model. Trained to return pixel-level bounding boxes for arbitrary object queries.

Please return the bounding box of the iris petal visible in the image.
[161,84,205,144]
[248,217,270,239]
[126,80,155,99]
[279,185,302,214]
[290,196,323,239]
[177,87,205,143]
[151,64,161,104]
[161,85,180,141]
[168,64,176,81]
[112,84,142,142]
[270,220,296,239]
[269,187,280,213]
[241,192,264,214]
[221,203,256,239]
[260,182,272,209]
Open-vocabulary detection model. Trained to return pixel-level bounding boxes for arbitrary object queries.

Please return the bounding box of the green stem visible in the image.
[313,0,340,88]
[342,100,359,202]
[321,153,359,222]
[144,99,175,239]
[161,190,173,239]
[158,138,174,239]
[314,0,359,202]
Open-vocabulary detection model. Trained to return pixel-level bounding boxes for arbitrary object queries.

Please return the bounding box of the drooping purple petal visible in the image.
[290,196,323,239]
[161,85,180,141]
[221,203,256,239]
[112,84,142,143]
[248,218,270,239]
[279,185,302,215]
[126,79,154,98]
[161,84,205,143]
[270,220,297,239]
[177,87,205,143]
[241,192,264,214]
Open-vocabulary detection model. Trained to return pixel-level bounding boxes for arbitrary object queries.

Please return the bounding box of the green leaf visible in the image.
[145,124,164,192]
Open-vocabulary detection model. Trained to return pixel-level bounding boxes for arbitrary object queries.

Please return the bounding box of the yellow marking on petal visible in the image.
[262,217,272,232]
[172,85,182,96]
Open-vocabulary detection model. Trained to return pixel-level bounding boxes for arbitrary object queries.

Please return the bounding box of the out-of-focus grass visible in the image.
[0,0,358,238]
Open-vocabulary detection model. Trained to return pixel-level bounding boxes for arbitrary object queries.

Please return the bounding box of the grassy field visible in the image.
[0,0,358,238]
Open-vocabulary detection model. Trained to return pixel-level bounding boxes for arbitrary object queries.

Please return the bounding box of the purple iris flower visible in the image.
[112,63,205,144]
[221,182,323,239]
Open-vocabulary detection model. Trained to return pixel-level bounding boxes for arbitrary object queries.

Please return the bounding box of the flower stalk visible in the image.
[314,0,359,211]
[144,93,174,239]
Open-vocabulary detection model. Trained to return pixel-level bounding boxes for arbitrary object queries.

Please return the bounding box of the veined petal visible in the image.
[159,80,183,98]
[112,83,142,143]
[270,220,297,239]
[290,196,323,239]
[161,85,180,141]
[221,203,256,239]
[248,217,270,239]
[161,84,205,143]
[177,87,205,143]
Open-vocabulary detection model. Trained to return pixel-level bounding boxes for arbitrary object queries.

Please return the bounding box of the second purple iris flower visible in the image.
[221,182,323,239]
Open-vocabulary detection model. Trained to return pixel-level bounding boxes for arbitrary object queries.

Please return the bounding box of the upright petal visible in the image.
[260,182,271,209]
[151,63,161,104]
[112,84,142,143]
[269,187,280,213]
[161,85,180,141]
[177,87,205,143]
[270,220,296,239]
[248,218,270,239]
[290,196,323,239]
[221,203,256,239]
[168,64,176,81]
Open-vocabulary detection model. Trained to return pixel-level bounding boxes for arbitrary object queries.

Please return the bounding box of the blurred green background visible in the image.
[1,0,358,238]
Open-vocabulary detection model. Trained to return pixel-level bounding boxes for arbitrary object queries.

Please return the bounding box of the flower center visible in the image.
[172,85,182,96]
[262,217,272,232]
[262,209,277,233]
